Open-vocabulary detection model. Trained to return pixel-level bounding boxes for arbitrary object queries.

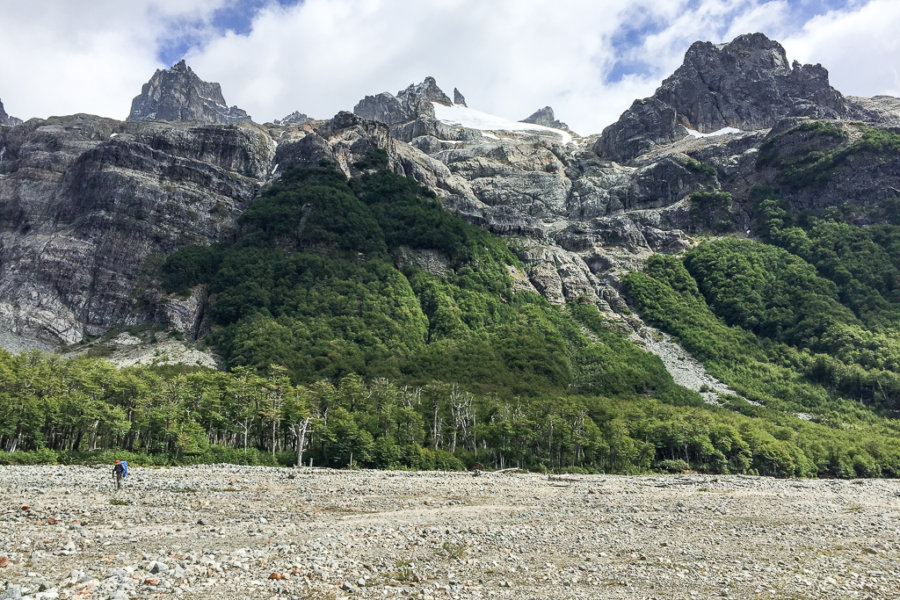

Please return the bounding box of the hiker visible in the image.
[113,459,126,490]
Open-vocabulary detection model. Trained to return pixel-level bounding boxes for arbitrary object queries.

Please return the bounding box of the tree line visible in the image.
[2,350,898,477]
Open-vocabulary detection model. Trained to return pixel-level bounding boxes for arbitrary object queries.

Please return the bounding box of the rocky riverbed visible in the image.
[1,465,898,599]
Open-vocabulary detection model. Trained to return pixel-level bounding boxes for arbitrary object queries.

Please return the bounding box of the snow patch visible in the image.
[684,126,743,138]
[199,95,227,108]
[433,103,573,144]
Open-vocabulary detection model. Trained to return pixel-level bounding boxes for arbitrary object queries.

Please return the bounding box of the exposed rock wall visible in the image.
[2,33,899,354]
[0,115,274,347]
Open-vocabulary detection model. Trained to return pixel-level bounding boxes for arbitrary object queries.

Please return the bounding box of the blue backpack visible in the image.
[120,461,128,478]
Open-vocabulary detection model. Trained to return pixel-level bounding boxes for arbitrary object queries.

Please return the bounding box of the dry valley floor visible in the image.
[1,466,898,599]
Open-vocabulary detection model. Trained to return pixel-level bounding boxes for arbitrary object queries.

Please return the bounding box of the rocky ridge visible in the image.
[128,60,251,124]
[0,465,898,600]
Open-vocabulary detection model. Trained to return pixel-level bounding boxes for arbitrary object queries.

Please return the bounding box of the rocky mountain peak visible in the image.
[398,76,453,106]
[128,60,252,124]
[682,33,790,75]
[453,88,467,107]
[274,111,312,126]
[354,76,454,125]
[0,97,22,126]
[598,32,867,162]
[521,106,572,133]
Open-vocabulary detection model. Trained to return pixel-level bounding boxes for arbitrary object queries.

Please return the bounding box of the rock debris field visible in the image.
[1,466,898,600]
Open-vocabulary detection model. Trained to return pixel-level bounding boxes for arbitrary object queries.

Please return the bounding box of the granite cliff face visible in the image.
[597,33,874,162]
[0,115,274,348]
[1,32,898,356]
[128,60,252,124]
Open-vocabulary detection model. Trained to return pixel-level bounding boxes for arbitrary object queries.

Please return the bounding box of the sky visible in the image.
[1,0,899,135]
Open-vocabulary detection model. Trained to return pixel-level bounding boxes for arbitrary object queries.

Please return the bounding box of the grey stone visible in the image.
[149,561,168,574]
[0,585,22,600]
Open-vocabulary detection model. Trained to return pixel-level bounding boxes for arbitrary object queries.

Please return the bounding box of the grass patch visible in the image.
[440,541,468,560]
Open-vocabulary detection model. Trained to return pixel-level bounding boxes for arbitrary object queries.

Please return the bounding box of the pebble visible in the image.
[0,465,897,599]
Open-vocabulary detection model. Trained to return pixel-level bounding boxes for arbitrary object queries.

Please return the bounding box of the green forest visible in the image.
[2,155,898,477]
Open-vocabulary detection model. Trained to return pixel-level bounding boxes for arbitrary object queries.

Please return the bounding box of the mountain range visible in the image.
[0,32,898,475]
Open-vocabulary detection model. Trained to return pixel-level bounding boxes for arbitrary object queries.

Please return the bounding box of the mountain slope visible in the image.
[4,160,898,478]
[0,33,898,475]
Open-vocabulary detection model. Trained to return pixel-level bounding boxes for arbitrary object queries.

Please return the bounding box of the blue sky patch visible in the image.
[602,0,855,83]
[788,0,854,23]
[606,10,667,82]
[157,0,300,66]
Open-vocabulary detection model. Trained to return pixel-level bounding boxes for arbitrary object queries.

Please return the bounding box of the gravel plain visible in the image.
[1,465,898,600]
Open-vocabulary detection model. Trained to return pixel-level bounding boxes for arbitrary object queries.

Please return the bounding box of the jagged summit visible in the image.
[597,32,872,161]
[521,106,573,134]
[400,76,453,107]
[353,76,455,125]
[353,77,572,144]
[274,111,312,126]
[0,97,22,126]
[128,59,251,124]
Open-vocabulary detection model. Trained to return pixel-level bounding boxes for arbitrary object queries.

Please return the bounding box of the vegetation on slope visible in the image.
[2,159,898,477]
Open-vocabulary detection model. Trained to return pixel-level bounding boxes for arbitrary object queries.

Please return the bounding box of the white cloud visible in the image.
[0,0,226,120]
[188,0,643,133]
[781,0,900,97]
[1,0,898,134]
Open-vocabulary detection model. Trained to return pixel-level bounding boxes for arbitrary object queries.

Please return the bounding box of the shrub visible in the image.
[0,448,59,465]
[655,459,692,473]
